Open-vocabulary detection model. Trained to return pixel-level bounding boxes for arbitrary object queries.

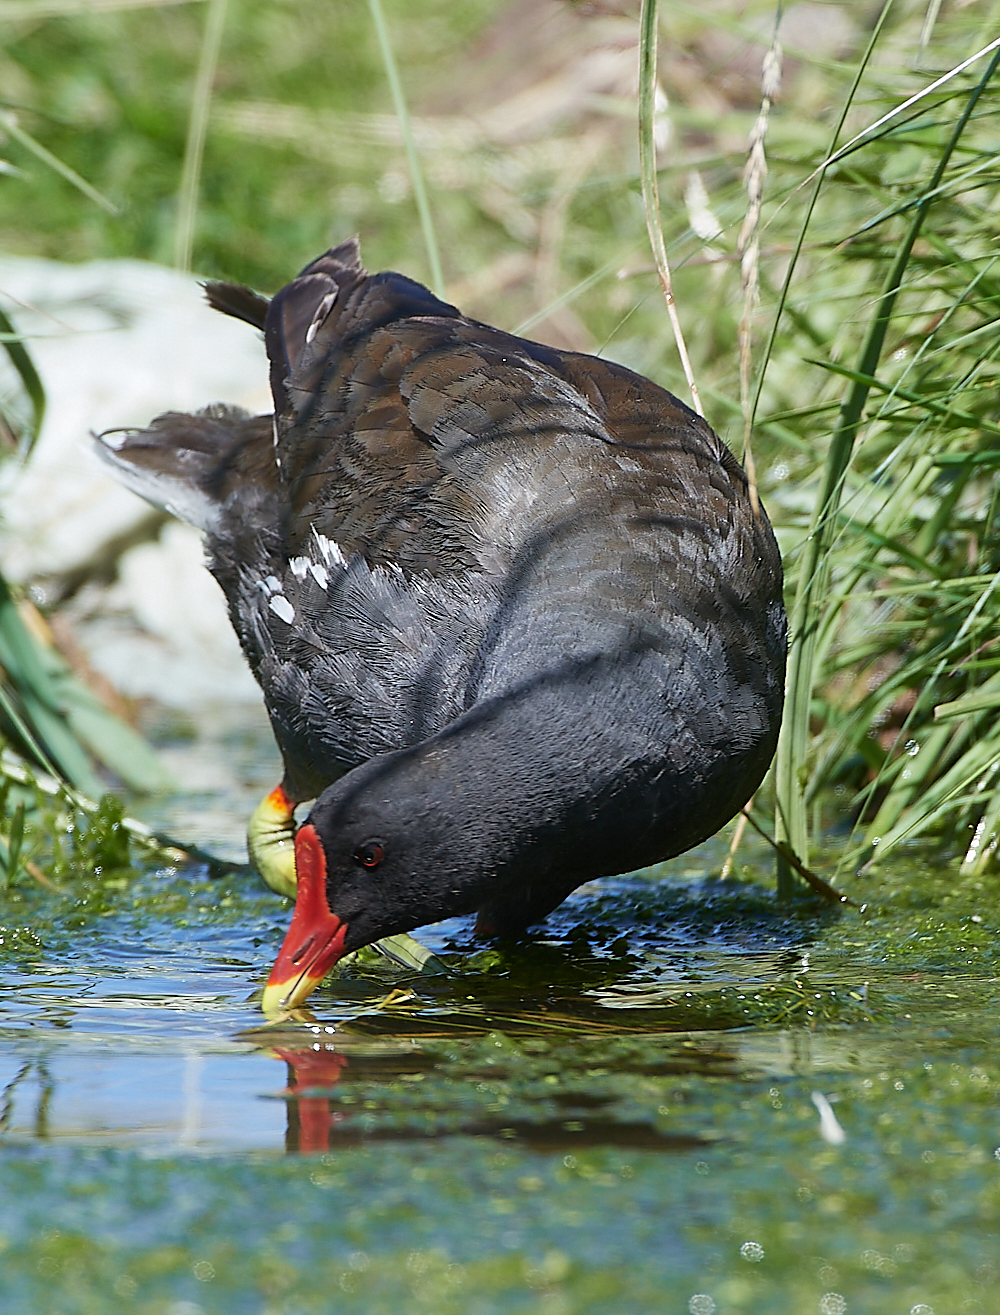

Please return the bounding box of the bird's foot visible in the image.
[247,783,299,898]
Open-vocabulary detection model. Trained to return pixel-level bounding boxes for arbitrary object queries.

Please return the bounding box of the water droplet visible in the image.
[740,1241,765,1262]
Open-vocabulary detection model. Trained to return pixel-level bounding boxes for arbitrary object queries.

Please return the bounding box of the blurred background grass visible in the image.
[0,0,857,401]
[0,0,496,283]
[2,0,1000,884]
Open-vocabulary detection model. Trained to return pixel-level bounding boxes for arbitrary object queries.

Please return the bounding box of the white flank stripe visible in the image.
[290,556,310,579]
[313,530,347,568]
[269,595,295,623]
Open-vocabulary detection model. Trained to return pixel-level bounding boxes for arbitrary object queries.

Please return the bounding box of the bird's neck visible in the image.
[402,653,678,886]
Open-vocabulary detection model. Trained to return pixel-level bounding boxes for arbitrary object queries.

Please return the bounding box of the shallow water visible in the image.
[0,718,998,1313]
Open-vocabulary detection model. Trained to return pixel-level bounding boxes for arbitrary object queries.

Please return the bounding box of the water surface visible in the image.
[0,721,997,1313]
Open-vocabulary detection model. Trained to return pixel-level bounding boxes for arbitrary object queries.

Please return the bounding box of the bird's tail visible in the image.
[94,405,275,531]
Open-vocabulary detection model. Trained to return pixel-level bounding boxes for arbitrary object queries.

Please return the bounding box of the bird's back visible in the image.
[99,240,784,810]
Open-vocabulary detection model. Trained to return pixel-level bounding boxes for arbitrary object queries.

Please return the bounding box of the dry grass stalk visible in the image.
[683,170,725,268]
[637,0,703,418]
[534,128,607,349]
[368,0,445,298]
[737,38,782,518]
[0,109,118,215]
[917,0,943,63]
[718,804,750,881]
[173,0,227,272]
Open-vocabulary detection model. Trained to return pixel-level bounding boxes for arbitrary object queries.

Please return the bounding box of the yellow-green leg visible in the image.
[247,784,298,898]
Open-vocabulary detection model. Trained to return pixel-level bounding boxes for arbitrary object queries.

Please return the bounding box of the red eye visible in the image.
[354,842,384,868]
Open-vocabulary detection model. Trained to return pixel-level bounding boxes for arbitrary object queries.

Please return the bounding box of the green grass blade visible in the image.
[367,0,444,299]
[6,800,24,887]
[0,110,118,214]
[0,303,44,457]
[964,778,1000,875]
[0,681,61,782]
[805,360,1000,440]
[934,689,1000,721]
[816,34,1000,177]
[370,933,448,975]
[773,38,1000,886]
[751,0,896,894]
[867,729,1000,858]
[749,0,896,436]
[513,261,617,337]
[0,574,170,793]
[173,0,227,272]
[57,677,174,793]
[15,688,106,797]
[0,576,64,712]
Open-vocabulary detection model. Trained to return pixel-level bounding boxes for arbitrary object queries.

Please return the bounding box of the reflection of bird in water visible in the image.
[271,1045,349,1155]
[99,238,786,1012]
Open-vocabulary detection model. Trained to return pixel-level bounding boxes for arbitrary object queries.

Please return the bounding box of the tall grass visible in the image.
[3,0,1000,885]
[770,36,1000,881]
[637,0,702,418]
[641,1,1000,887]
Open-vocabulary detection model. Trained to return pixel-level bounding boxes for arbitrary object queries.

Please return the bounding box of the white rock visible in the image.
[66,521,260,706]
[0,256,271,709]
[0,254,269,581]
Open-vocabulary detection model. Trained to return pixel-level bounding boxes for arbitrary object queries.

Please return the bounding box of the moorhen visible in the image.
[98,239,786,1012]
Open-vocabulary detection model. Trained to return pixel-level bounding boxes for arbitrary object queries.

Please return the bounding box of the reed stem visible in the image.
[173,0,227,272]
[368,0,445,300]
[637,0,702,417]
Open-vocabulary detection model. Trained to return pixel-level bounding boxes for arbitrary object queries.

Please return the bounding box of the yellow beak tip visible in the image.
[261,974,324,1016]
[261,980,294,1015]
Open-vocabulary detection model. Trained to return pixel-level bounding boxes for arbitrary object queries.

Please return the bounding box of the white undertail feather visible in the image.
[94,435,219,532]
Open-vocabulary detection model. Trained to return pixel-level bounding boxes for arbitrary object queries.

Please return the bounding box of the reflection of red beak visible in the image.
[261,824,348,1013]
[274,1047,350,1092]
[273,1047,349,1156]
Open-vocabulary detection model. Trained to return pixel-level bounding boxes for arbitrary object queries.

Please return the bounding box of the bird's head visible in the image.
[259,743,504,1013]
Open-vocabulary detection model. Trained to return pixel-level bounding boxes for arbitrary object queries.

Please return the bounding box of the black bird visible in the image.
[97,239,786,1012]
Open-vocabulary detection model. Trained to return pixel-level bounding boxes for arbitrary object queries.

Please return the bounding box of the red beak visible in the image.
[261,824,348,1013]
